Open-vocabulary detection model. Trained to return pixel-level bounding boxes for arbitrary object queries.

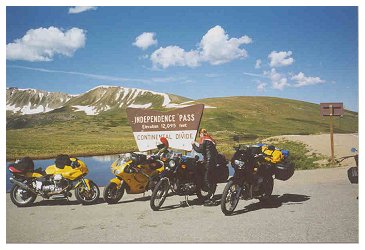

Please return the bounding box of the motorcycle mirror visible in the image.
[351,148,358,153]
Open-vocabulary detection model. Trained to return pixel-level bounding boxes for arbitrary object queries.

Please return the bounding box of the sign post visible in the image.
[329,105,334,162]
[320,102,344,163]
[126,104,204,152]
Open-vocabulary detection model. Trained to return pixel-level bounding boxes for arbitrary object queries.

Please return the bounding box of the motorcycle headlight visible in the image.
[234,160,245,169]
[114,169,121,175]
[169,160,176,168]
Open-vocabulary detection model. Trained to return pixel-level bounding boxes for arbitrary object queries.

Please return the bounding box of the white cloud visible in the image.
[264,68,290,90]
[291,72,325,87]
[255,59,262,69]
[6,26,86,62]
[150,46,201,68]
[199,25,252,65]
[243,72,266,78]
[133,32,158,50]
[257,81,267,92]
[150,25,252,68]
[268,51,294,67]
[68,6,97,14]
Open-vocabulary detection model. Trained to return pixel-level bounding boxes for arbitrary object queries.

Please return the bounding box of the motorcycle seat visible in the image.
[8,166,24,173]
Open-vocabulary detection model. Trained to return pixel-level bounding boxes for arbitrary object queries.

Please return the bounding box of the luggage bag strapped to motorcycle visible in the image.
[274,161,295,181]
[13,157,35,172]
[212,154,229,183]
[55,154,72,169]
[261,145,284,163]
[260,144,294,181]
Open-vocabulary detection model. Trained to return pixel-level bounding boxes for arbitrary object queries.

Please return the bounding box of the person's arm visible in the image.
[192,140,205,153]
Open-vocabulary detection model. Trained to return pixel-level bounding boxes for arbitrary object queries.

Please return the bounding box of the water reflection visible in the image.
[6,154,234,192]
[90,155,119,162]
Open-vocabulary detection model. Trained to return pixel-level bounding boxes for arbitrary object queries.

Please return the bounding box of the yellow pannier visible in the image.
[261,145,284,164]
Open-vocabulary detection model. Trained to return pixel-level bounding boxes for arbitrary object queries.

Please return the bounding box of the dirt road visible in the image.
[265,133,358,166]
[6,166,358,243]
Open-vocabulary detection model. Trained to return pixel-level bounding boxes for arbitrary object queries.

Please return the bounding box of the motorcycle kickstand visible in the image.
[180,195,190,207]
[185,195,190,207]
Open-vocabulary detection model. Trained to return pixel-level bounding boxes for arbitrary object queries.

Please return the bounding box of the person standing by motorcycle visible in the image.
[192,128,218,204]
[156,137,172,160]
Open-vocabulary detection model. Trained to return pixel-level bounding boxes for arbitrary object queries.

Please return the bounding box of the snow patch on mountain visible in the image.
[72,105,97,115]
[7,103,54,115]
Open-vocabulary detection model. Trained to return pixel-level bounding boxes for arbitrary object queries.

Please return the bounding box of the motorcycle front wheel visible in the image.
[150,178,169,211]
[75,180,100,205]
[221,180,240,216]
[103,182,125,204]
[10,185,37,207]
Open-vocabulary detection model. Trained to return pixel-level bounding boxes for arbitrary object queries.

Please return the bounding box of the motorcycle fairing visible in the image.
[111,158,164,194]
[45,159,87,180]
[109,177,122,187]
[25,172,43,178]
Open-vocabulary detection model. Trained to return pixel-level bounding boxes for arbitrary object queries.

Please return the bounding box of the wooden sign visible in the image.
[320,102,344,116]
[126,104,204,151]
[320,102,344,163]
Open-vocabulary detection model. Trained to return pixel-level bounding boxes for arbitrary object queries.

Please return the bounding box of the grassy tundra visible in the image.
[7,96,358,169]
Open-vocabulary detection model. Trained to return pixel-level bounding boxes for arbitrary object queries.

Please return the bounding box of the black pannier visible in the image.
[274,161,295,181]
[212,154,229,183]
[182,156,197,171]
[14,157,35,172]
[347,167,358,184]
[55,154,72,169]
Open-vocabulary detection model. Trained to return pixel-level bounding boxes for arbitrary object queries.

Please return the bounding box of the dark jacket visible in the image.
[192,138,218,168]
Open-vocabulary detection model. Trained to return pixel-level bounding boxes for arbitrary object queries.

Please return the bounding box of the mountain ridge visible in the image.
[6,85,191,116]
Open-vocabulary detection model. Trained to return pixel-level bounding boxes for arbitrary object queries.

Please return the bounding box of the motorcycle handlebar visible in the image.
[336,154,358,163]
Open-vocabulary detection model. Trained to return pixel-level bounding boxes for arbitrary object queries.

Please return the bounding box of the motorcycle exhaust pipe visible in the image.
[9,177,37,195]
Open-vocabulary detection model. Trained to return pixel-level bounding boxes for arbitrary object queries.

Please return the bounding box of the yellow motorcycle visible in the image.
[8,155,100,207]
[103,152,165,204]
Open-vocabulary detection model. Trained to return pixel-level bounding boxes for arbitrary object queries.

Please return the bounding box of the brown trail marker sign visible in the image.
[320,102,344,162]
[126,104,204,152]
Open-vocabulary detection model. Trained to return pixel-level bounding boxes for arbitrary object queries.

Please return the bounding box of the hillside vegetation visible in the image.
[6,96,358,161]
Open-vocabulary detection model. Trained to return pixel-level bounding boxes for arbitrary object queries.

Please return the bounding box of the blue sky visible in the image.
[6,6,358,111]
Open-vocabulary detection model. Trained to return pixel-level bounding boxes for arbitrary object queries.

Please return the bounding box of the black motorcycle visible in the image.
[150,152,228,211]
[338,148,358,184]
[220,144,294,215]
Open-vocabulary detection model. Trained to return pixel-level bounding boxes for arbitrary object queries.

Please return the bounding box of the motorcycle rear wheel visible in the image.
[258,177,274,202]
[150,178,169,211]
[221,180,240,216]
[103,182,125,204]
[75,180,100,205]
[10,185,37,207]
